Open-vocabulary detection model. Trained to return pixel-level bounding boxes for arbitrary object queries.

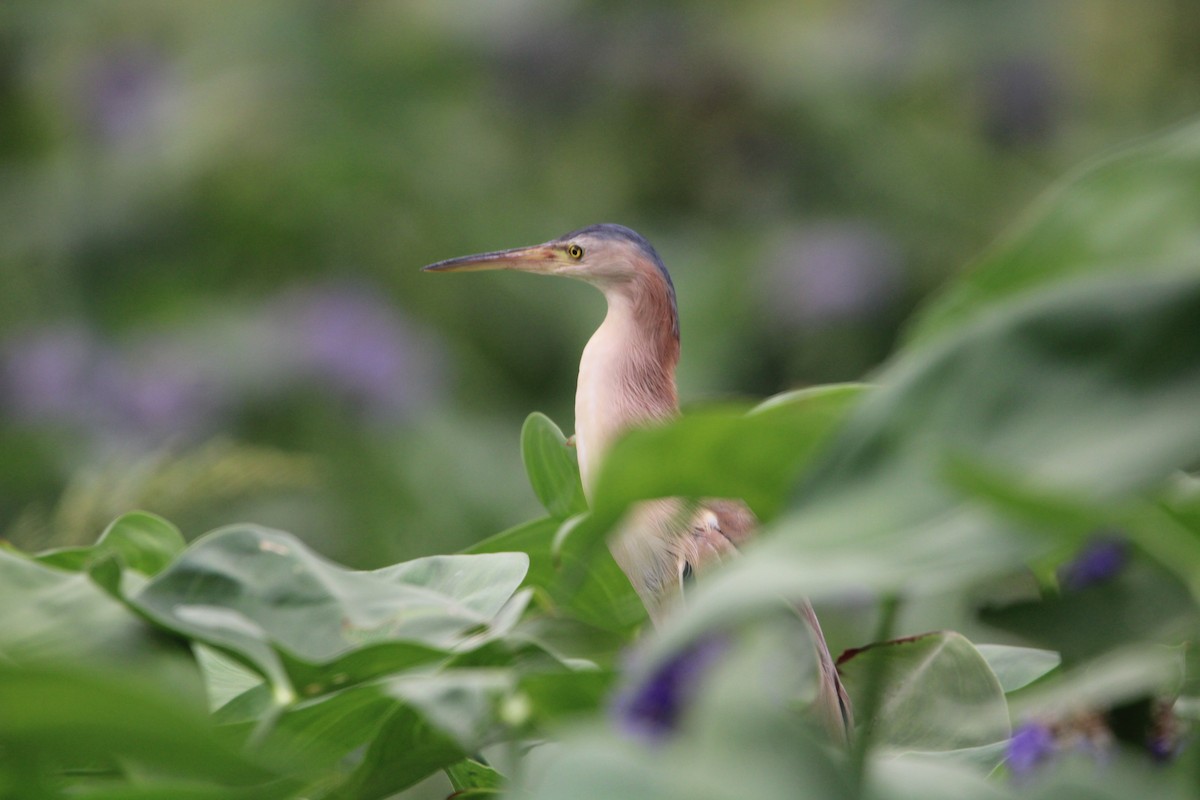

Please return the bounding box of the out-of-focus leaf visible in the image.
[34,511,185,576]
[522,412,587,519]
[660,273,1200,647]
[1009,645,1184,720]
[0,666,284,790]
[1025,750,1200,800]
[194,644,264,711]
[465,517,645,634]
[520,621,851,800]
[906,118,1200,347]
[868,754,1011,799]
[0,549,204,703]
[838,631,1010,752]
[590,384,867,523]
[445,757,504,792]
[550,385,867,592]
[333,671,514,800]
[129,526,529,696]
[980,562,1197,665]
[974,645,1061,693]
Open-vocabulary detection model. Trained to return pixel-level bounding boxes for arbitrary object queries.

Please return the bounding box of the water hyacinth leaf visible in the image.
[906,117,1200,347]
[522,625,849,799]
[130,526,529,693]
[837,631,1010,752]
[0,550,204,704]
[445,758,505,792]
[1008,645,1184,720]
[194,644,264,711]
[979,561,1197,665]
[334,671,514,800]
[589,384,866,524]
[0,665,282,789]
[34,511,185,576]
[974,645,1061,693]
[465,517,645,633]
[662,273,1200,644]
[521,412,587,519]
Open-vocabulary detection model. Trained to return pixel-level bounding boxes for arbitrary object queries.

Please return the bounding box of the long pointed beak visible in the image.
[422,243,563,274]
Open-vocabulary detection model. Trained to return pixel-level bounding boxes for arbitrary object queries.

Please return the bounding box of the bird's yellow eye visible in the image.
[567,244,584,260]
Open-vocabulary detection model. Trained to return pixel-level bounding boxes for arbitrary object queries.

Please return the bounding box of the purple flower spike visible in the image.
[1058,535,1129,591]
[1007,722,1055,777]
[611,636,727,741]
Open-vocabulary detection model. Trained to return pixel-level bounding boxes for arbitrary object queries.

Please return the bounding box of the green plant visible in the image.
[3,119,1200,799]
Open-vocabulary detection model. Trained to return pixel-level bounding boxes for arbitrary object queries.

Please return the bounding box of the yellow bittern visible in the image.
[424,223,850,740]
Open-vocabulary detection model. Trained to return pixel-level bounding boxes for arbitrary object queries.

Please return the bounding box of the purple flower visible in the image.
[0,325,100,425]
[81,44,174,146]
[1058,535,1129,591]
[979,57,1060,149]
[611,636,727,741]
[271,282,439,420]
[1007,722,1055,777]
[1,325,224,445]
[762,222,903,326]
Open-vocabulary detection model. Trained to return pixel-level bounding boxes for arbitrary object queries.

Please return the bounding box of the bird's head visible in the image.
[423,223,677,322]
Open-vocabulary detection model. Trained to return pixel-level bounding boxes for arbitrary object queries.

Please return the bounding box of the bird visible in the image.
[423,223,851,741]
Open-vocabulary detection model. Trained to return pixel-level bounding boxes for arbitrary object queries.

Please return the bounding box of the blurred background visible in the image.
[2,0,1199,567]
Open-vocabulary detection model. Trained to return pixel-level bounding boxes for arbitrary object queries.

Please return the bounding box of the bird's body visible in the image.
[424,223,850,740]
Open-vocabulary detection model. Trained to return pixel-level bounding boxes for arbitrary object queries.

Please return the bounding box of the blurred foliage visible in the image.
[1,110,1199,798]
[3,1,1200,572]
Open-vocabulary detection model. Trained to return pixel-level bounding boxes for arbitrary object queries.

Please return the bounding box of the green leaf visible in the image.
[662,273,1200,644]
[838,631,1010,752]
[465,517,645,634]
[0,549,204,703]
[194,643,265,711]
[1008,645,1184,720]
[522,412,588,519]
[34,511,185,577]
[445,757,504,792]
[979,561,1197,665]
[906,117,1200,347]
[591,384,867,523]
[129,526,530,697]
[334,671,514,800]
[0,665,283,789]
[974,645,1061,693]
[519,621,850,800]
[549,385,867,586]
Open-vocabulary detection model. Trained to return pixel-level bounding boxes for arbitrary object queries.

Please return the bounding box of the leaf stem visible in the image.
[849,593,901,796]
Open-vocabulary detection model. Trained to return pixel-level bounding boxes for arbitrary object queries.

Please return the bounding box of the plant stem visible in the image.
[848,593,901,797]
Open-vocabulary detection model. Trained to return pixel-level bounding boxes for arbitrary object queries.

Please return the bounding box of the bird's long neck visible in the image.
[575,273,680,497]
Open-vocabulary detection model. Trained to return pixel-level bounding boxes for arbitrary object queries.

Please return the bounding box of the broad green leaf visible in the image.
[0,549,204,704]
[550,384,867,583]
[129,526,529,696]
[194,643,264,711]
[979,562,1197,665]
[1008,645,1184,720]
[520,622,850,800]
[34,511,185,576]
[838,631,1010,752]
[662,273,1200,645]
[333,671,515,800]
[445,758,504,792]
[974,645,1061,693]
[522,412,587,519]
[906,117,1200,346]
[0,665,283,790]
[465,517,645,634]
[590,384,867,523]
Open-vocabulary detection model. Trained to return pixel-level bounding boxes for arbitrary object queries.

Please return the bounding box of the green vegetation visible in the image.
[3,118,1200,797]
